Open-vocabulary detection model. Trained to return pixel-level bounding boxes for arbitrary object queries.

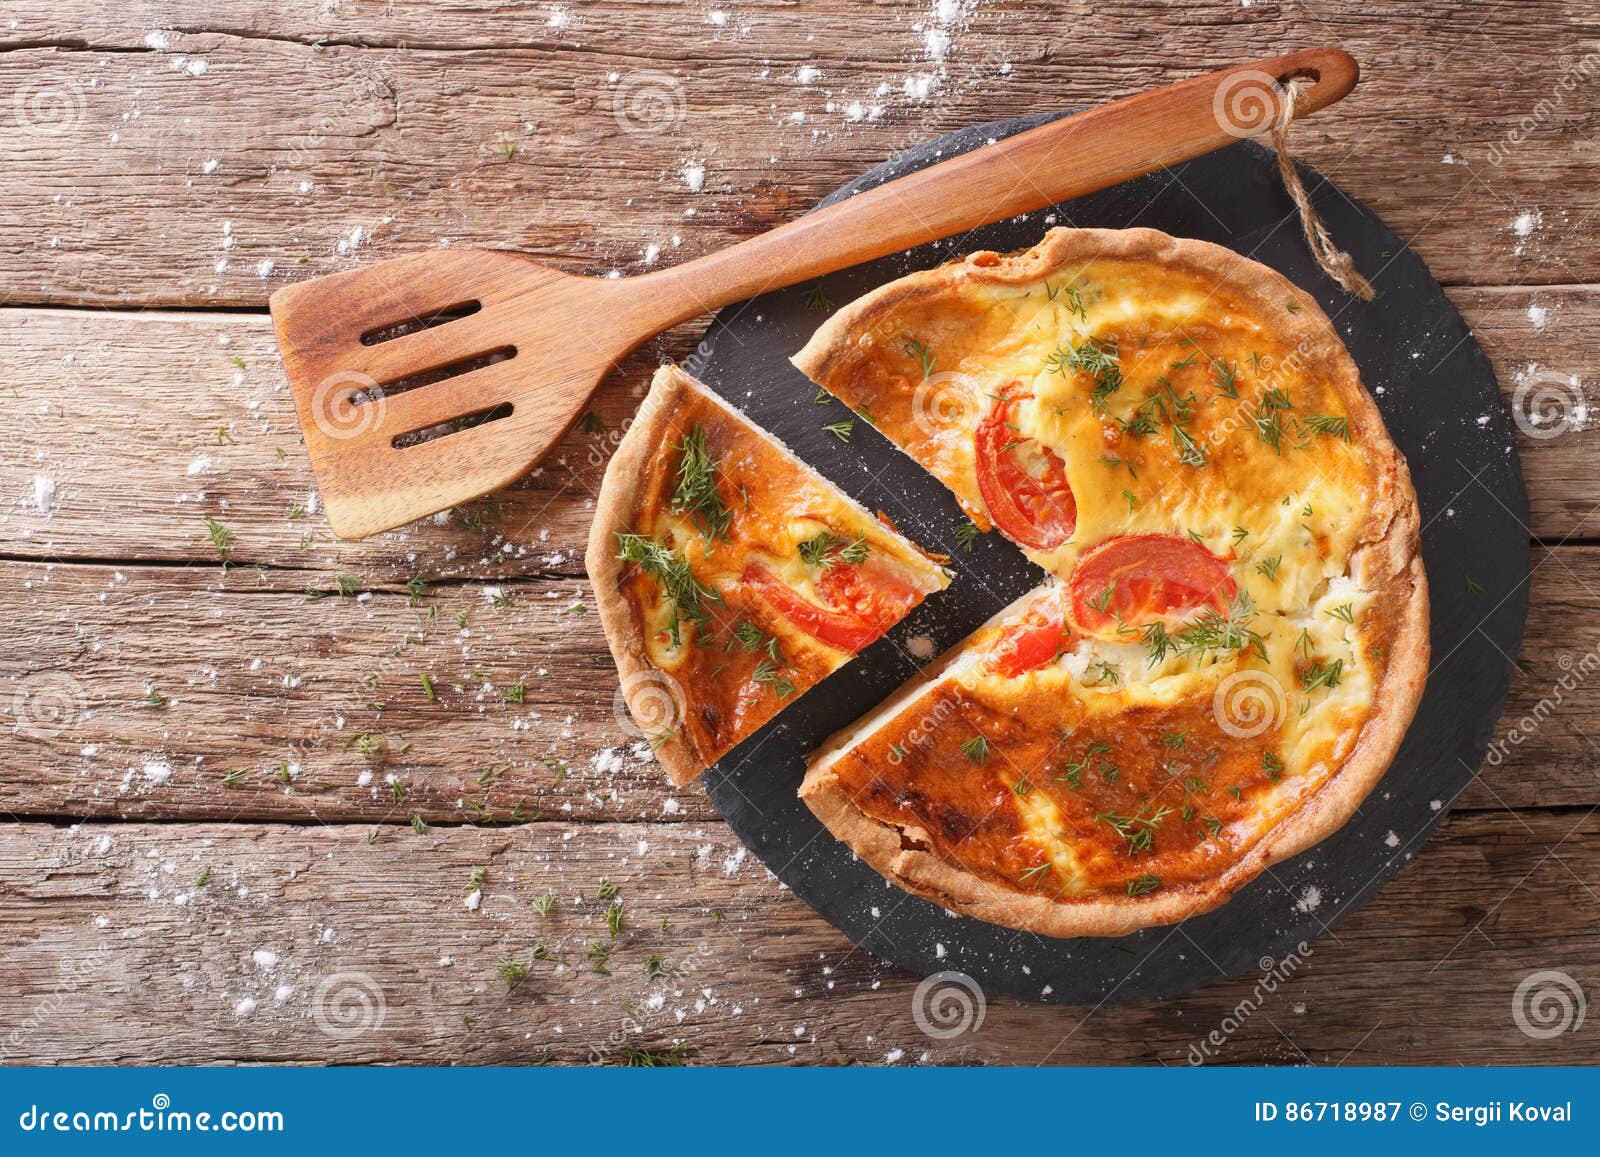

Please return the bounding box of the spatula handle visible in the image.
[641,48,1356,323]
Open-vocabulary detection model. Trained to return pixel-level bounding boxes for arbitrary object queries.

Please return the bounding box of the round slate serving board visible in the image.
[683,111,1531,1005]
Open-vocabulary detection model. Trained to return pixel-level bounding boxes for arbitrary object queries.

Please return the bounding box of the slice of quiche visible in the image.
[588,365,950,785]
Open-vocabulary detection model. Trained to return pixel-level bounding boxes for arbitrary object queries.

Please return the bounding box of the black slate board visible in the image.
[683,111,1531,1005]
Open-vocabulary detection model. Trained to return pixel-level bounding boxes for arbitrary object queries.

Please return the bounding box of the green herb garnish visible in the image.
[1099,805,1174,855]
[670,426,732,540]
[1303,413,1351,441]
[1048,337,1122,411]
[1127,872,1162,896]
[1300,658,1344,690]
[615,532,721,642]
[799,530,869,569]
[903,338,936,379]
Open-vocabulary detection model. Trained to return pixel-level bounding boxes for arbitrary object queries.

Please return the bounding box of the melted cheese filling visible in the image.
[803,248,1404,900]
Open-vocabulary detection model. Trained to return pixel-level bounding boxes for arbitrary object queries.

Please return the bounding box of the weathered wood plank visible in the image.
[0,811,1593,1064]
[1455,285,1600,538]
[3,308,682,580]
[0,1,1596,309]
[0,560,722,825]
[5,288,1597,579]
[0,543,1589,822]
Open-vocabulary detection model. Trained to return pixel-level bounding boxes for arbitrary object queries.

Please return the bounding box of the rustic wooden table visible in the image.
[3,1,1596,1066]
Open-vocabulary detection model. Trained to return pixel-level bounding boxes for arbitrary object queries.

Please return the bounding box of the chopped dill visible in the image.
[799,530,869,569]
[670,426,732,540]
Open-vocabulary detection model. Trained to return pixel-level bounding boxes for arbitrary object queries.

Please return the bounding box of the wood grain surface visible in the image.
[2,0,1596,1065]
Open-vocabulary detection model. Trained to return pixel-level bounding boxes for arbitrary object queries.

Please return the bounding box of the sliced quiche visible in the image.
[794,228,1429,936]
[588,365,950,785]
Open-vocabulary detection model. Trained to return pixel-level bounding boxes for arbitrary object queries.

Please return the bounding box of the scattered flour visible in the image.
[32,474,56,512]
[1511,210,1542,255]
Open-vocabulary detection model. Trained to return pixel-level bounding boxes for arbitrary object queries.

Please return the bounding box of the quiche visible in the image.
[793,228,1429,937]
[588,365,950,785]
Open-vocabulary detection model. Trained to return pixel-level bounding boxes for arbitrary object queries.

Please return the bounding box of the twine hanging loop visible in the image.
[1268,75,1375,300]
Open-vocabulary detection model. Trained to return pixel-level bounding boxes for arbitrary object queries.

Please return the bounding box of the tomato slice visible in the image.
[1069,534,1237,632]
[986,589,1074,677]
[742,561,920,652]
[974,387,1077,550]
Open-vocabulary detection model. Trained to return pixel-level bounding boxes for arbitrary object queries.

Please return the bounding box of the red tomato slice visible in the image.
[974,388,1077,550]
[742,561,920,652]
[1068,534,1236,632]
[986,589,1074,677]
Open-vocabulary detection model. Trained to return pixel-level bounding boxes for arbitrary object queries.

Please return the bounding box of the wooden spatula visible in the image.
[270,48,1356,539]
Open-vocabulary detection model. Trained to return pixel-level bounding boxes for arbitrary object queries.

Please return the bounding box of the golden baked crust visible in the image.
[794,228,1429,937]
[587,365,949,785]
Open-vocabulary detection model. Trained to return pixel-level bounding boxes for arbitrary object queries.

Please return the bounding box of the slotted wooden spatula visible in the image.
[270,48,1356,539]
